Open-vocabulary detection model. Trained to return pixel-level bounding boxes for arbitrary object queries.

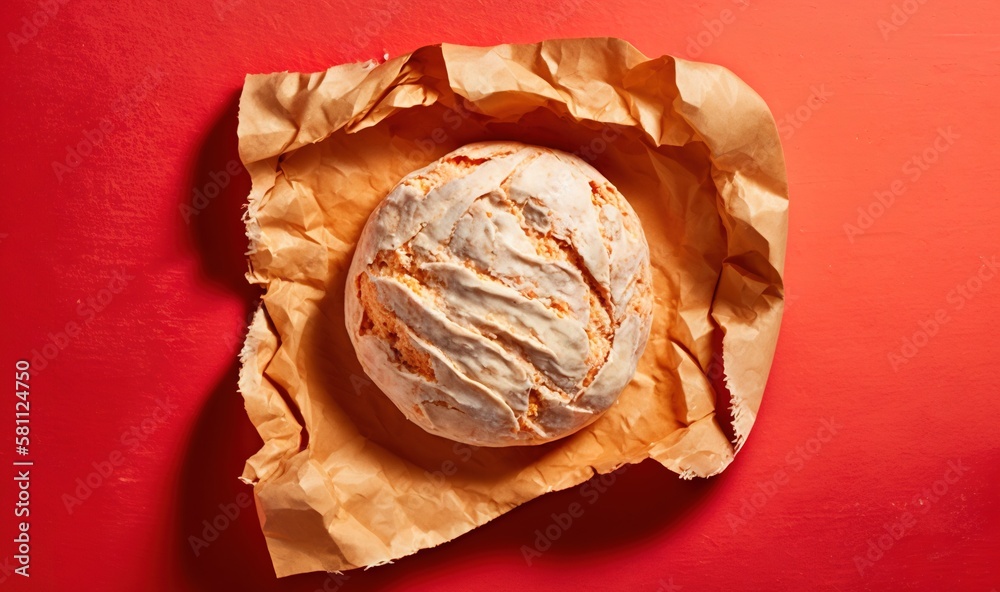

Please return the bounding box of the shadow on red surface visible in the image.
[172,94,721,591]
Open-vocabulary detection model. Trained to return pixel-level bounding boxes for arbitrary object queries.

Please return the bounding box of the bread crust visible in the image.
[345,141,653,446]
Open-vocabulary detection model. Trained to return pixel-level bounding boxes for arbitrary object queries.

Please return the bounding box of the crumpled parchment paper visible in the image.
[236,37,787,576]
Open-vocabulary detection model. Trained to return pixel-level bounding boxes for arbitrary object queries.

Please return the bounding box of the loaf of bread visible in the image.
[345,141,653,446]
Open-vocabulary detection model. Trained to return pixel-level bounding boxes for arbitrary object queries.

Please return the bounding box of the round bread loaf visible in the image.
[345,141,653,446]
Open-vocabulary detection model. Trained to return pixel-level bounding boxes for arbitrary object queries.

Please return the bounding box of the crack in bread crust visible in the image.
[358,272,436,381]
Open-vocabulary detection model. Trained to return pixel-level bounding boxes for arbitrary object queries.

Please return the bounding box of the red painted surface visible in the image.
[2,0,998,590]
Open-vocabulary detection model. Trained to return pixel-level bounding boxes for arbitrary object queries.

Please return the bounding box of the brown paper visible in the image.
[236,37,787,576]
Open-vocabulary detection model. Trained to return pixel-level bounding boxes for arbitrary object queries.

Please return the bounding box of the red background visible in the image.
[2,0,998,590]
